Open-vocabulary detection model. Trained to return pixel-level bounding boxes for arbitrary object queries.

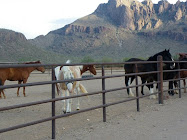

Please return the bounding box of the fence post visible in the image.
[157,56,163,104]
[135,64,139,111]
[51,67,56,139]
[177,62,181,98]
[102,65,106,122]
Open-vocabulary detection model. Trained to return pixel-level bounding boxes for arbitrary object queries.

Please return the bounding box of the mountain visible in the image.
[0,29,65,63]
[1,0,186,63]
[29,0,187,62]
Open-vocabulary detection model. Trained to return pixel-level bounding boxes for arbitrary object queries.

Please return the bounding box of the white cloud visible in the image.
[0,0,185,39]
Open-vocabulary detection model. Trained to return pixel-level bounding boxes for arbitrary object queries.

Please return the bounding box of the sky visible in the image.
[0,0,185,39]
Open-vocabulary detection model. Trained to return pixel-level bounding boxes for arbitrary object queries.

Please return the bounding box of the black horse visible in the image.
[124,49,175,98]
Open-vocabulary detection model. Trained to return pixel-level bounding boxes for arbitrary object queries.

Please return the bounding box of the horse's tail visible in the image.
[79,83,88,94]
[66,60,71,64]
[0,79,5,99]
[0,79,3,91]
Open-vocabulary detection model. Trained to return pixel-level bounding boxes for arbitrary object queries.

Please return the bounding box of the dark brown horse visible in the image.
[174,53,187,93]
[0,61,45,99]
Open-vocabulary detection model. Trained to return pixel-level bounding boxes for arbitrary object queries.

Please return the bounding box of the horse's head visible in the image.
[179,53,187,60]
[161,49,175,69]
[81,65,97,75]
[149,49,175,69]
[35,61,45,73]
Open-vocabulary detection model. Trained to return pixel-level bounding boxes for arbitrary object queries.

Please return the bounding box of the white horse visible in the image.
[55,61,88,113]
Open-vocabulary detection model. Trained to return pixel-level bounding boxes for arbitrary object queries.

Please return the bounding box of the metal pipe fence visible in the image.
[0,56,186,139]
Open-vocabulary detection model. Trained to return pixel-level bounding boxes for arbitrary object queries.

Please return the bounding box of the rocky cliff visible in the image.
[0,29,27,43]
[95,0,187,30]
[29,0,187,61]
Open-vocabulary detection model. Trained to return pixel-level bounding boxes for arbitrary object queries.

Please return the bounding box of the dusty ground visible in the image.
[0,70,187,140]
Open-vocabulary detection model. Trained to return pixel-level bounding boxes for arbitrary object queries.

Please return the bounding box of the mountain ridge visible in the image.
[29,0,186,61]
[0,0,186,63]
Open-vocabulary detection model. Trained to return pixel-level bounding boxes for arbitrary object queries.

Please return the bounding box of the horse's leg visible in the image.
[1,90,6,99]
[141,78,146,95]
[61,89,66,114]
[184,79,186,93]
[173,80,178,94]
[147,81,156,99]
[168,81,174,96]
[75,87,80,110]
[17,80,22,97]
[56,83,60,95]
[1,80,6,99]
[125,76,130,95]
[125,76,135,97]
[129,76,135,97]
[65,90,71,113]
[23,79,28,97]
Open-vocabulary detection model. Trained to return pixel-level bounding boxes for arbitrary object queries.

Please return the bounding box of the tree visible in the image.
[81,56,95,63]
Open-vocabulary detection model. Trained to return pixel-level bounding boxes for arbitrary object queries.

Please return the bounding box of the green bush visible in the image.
[81,56,95,63]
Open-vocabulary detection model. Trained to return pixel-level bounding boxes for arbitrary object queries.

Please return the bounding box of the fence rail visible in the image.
[0,56,186,139]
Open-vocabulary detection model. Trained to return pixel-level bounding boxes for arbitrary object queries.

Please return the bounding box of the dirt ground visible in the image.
[0,70,187,140]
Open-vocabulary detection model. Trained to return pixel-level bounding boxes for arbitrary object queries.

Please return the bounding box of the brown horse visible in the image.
[179,53,187,93]
[80,65,97,75]
[174,53,187,93]
[0,61,45,99]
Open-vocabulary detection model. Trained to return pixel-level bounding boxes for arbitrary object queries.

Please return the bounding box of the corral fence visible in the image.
[0,56,186,139]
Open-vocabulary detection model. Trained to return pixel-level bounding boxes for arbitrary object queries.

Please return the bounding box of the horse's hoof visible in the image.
[63,111,66,114]
[129,93,135,97]
[164,95,169,100]
[149,95,156,99]
[168,91,174,96]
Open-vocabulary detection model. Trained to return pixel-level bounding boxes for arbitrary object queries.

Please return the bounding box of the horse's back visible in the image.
[125,58,144,62]
[69,66,81,79]
[180,58,187,69]
[124,58,145,73]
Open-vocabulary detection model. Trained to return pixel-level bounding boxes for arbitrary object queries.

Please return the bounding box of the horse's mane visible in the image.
[24,60,41,64]
[147,50,169,61]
